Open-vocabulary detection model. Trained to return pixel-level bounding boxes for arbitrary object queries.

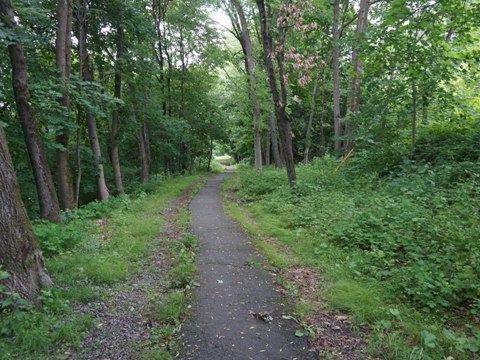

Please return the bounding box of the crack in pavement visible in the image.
[180,174,314,360]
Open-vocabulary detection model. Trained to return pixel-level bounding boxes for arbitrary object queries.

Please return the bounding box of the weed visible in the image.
[244,257,258,268]
[155,292,185,325]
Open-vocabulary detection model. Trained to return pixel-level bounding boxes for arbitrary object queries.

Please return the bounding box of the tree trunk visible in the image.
[332,0,342,155]
[152,0,168,115]
[345,0,370,150]
[256,0,296,186]
[410,79,417,159]
[268,111,282,168]
[74,111,81,208]
[0,0,62,223]
[143,117,151,169]
[134,106,150,183]
[0,126,53,300]
[422,94,428,125]
[320,82,327,155]
[55,0,75,210]
[265,127,271,166]
[304,72,321,163]
[136,125,149,183]
[231,0,263,174]
[110,26,125,194]
[77,0,109,201]
[207,137,214,171]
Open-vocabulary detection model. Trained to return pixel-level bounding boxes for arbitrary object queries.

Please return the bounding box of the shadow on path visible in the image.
[181,174,314,360]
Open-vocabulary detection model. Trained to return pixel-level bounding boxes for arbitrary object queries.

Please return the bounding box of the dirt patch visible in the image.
[307,310,371,359]
[286,267,322,303]
[65,181,203,360]
[278,266,370,359]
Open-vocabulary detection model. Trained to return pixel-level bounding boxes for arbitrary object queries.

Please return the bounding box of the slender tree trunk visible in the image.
[320,82,327,155]
[345,0,370,150]
[152,0,168,115]
[111,26,125,194]
[0,0,62,223]
[74,112,81,208]
[304,72,321,163]
[136,126,149,183]
[77,1,109,201]
[256,0,296,186]
[231,0,263,174]
[0,126,53,300]
[410,79,417,159]
[165,25,173,116]
[179,28,186,118]
[268,111,282,168]
[207,137,214,171]
[422,94,428,125]
[265,127,271,166]
[332,0,342,155]
[143,117,151,169]
[55,0,75,210]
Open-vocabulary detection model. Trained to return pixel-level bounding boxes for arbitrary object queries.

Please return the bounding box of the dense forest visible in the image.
[1,0,479,358]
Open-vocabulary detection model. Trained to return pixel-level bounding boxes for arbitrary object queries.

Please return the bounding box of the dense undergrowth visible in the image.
[0,174,203,359]
[230,135,480,358]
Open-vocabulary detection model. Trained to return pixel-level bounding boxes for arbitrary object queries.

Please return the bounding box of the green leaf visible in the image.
[0,271,10,281]
[421,330,437,349]
[295,329,307,337]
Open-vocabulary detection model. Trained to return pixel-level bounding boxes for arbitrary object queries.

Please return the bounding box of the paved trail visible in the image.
[181,174,313,360]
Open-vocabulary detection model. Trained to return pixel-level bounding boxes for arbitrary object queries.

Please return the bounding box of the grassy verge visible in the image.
[223,163,480,360]
[142,205,201,360]
[0,174,204,360]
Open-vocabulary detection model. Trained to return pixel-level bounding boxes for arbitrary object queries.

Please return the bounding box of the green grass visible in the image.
[155,292,186,324]
[0,174,204,359]
[143,216,199,357]
[224,162,480,359]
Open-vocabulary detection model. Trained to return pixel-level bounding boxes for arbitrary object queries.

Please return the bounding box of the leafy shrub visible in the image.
[237,158,480,313]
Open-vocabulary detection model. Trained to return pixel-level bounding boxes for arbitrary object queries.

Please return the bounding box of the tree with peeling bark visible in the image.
[0,126,53,300]
[0,0,62,223]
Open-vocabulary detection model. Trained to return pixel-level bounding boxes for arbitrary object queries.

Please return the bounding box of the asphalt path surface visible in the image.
[181,173,314,360]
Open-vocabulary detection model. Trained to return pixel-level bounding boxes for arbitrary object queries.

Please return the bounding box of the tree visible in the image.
[0,126,53,300]
[255,0,296,186]
[55,0,75,209]
[267,111,282,168]
[345,0,371,150]
[76,0,110,201]
[226,0,263,174]
[332,0,342,154]
[0,0,62,223]
[110,24,125,194]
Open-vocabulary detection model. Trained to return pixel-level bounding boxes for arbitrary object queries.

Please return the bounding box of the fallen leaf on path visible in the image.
[282,315,299,323]
[250,311,273,323]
